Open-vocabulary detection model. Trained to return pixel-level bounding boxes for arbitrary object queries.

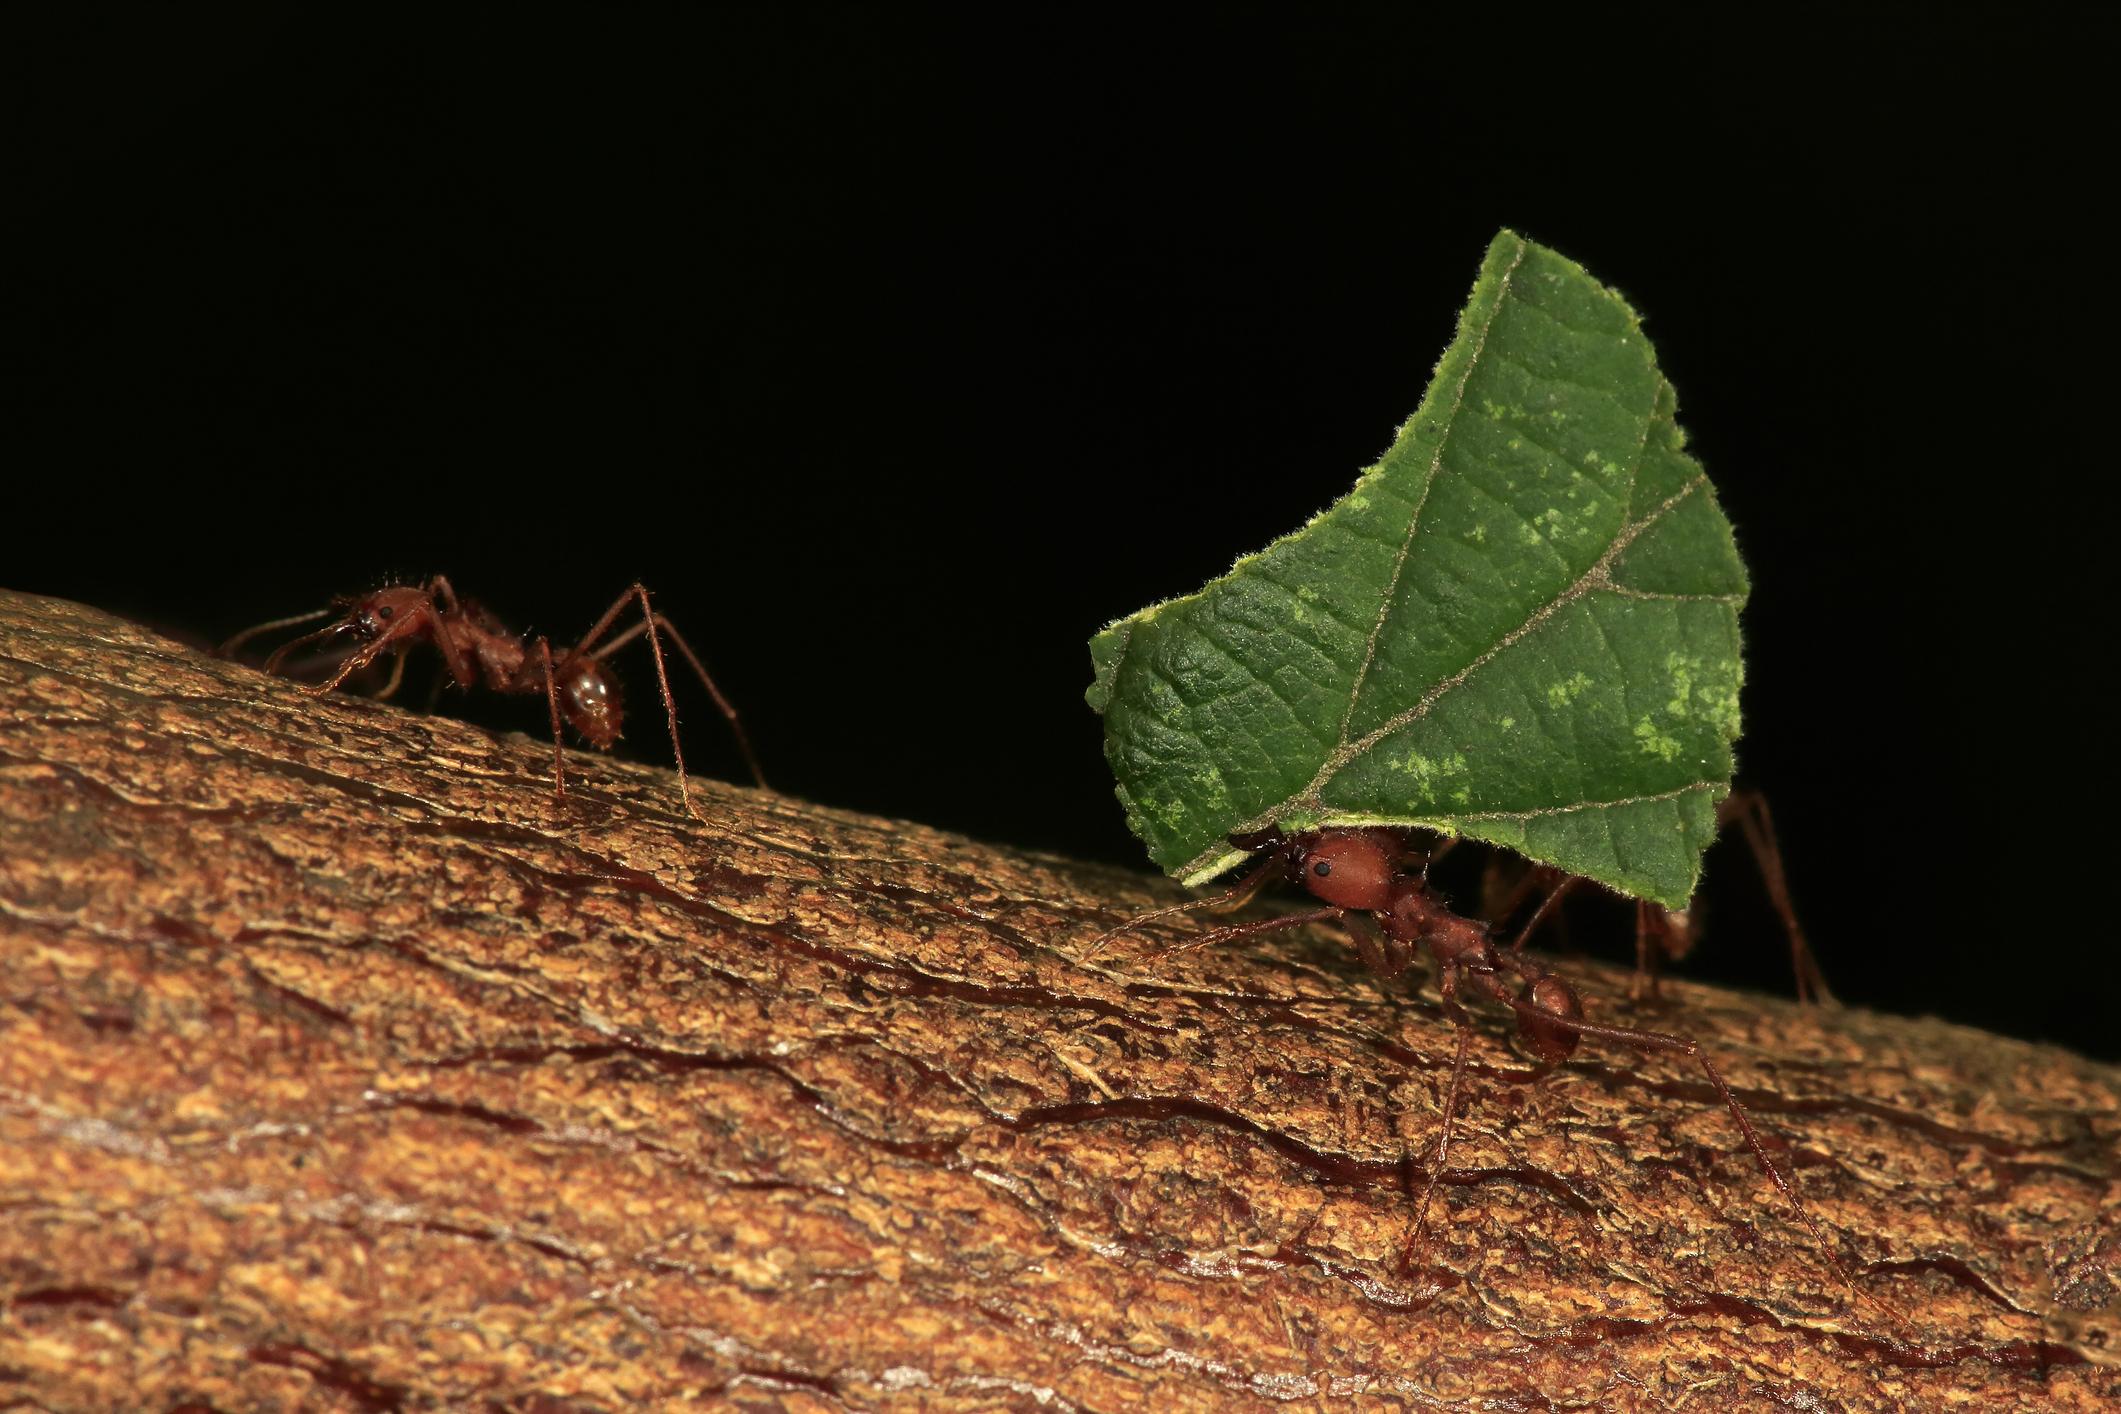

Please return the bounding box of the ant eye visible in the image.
[376,605,394,620]
[1312,860,1333,877]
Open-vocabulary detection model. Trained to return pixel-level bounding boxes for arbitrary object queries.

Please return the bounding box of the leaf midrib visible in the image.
[1331,238,1528,755]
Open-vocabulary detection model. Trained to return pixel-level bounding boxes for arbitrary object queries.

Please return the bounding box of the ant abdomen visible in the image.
[1520,975,1584,1063]
[561,662,622,749]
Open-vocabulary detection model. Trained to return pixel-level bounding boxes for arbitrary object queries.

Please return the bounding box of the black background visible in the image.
[15,15,2108,1056]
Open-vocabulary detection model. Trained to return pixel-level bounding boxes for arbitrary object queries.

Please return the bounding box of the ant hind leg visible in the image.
[574,583,767,809]
[1720,789,1835,1005]
[536,638,569,802]
[1475,971,1857,1296]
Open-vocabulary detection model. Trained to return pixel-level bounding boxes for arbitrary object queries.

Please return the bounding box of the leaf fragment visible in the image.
[1087,231,1749,907]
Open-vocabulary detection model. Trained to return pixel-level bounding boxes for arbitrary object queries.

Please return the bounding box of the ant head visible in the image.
[1519,975,1583,1064]
[340,586,430,643]
[1290,828,1402,911]
[559,659,623,750]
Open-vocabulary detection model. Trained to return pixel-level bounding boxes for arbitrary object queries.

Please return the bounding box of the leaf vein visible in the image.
[1331,474,1706,768]
[1180,472,1711,871]
[1332,239,1529,753]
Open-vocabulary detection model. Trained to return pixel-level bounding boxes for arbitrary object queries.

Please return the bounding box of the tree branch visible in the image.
[2,589,2116,1411]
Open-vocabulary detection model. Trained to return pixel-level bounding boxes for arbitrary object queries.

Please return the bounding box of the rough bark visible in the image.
[1,588,2116,1412]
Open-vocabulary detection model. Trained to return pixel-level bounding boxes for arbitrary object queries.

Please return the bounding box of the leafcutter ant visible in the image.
[1082,826,1855,1291]
[221,577,765,821]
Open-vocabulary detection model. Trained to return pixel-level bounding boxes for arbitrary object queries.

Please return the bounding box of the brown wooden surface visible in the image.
[2,588,2117,1412]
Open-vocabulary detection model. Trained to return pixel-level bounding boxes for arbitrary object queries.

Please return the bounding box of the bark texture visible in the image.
[2,588,2117,1411]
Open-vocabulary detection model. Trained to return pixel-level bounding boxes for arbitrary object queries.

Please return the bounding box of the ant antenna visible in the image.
[262,621,353,677]
[219,607,333,661]
[1078,847,1285,962]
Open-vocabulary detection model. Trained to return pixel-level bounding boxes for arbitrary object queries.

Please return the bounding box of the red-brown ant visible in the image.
[221,577,765,820]
[1083,825,1854,1289]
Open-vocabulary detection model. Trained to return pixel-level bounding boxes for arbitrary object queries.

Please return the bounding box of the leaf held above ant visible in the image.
[1087,230,1749,907]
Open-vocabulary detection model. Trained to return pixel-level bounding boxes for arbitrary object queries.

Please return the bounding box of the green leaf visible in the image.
[1087,231,1748,908]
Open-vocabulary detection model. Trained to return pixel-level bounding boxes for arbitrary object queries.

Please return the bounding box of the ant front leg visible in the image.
[370,649,410,703]
[1343,911,1416,979]
[1504,873,1578,954]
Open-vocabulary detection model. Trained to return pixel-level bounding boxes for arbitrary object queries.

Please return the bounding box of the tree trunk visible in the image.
[2,588,2116,1412]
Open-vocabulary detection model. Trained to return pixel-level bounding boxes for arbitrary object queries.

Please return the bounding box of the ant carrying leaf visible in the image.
[223,577,765,821]
[1085,232,1871,1300]
[1081,825,1850,1286]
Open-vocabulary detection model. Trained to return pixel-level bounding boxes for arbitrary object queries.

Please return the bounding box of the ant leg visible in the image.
[536,638,568,801]
[1078,847,1287,961]
[1470,969,1852,1292]
[370,651,410,703]
[1632,899,1666,1002]
[564,585,707,819]
[1343,910,1416,979]
[1505,874,1578,954]
[1482,858,1541,930]
[1402,988,1473,1274]
[220,607,333,660]
[594,588,767,792]
[573,584,764,800]
[1721,790,1835,1005]
[311,638,395,694]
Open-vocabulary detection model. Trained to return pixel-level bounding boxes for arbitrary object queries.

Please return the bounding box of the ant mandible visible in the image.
[222,577,766,822]
[1083,825,1852,1288]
